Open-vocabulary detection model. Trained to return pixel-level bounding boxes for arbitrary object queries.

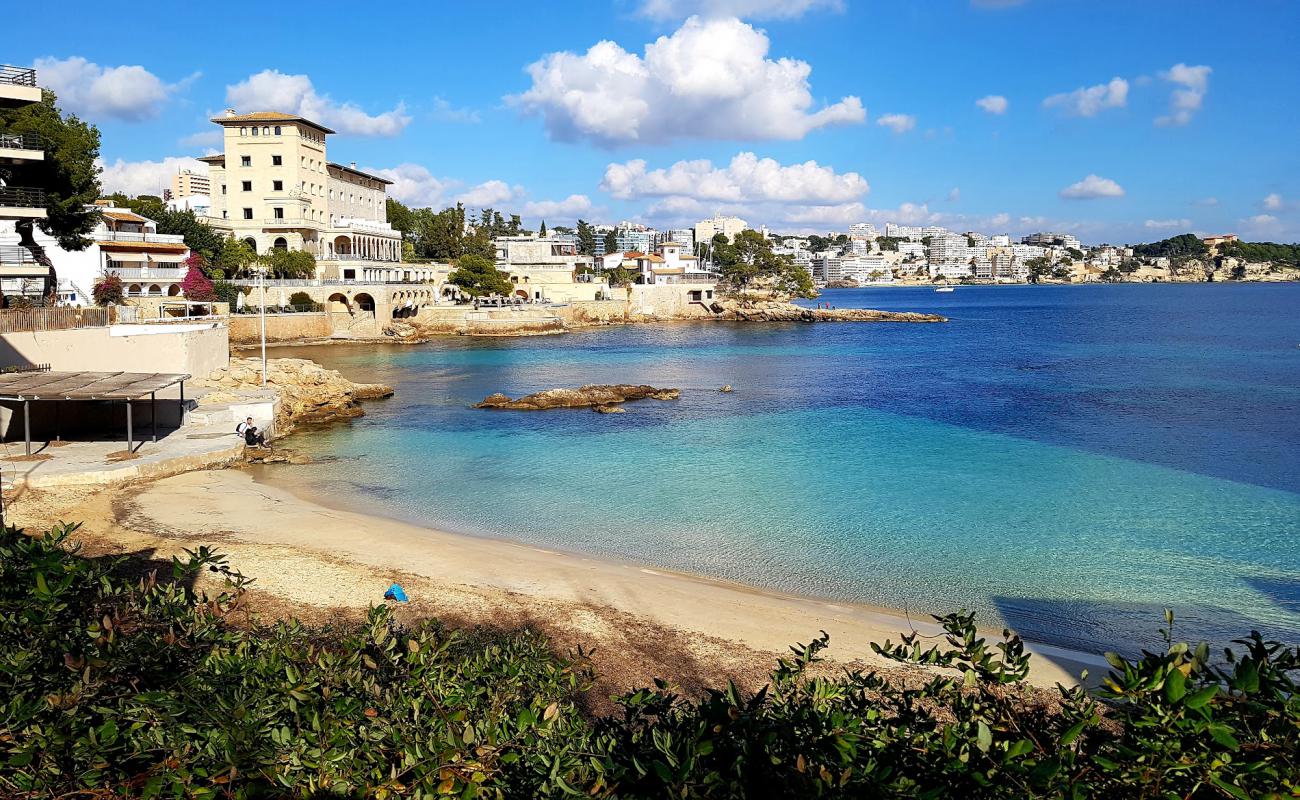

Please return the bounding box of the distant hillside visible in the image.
[1130,233,1208,259]
[1219,240,1300,265]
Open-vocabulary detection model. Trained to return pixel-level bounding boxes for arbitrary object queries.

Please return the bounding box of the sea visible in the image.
[265,283,1300,657]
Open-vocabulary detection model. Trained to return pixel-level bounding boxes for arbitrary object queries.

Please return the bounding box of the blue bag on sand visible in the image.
[383,583,408,602]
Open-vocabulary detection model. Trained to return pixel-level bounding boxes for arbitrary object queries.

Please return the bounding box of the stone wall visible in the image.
[627,284,718,319]
[228,312,333,344]
[0,322,229,379]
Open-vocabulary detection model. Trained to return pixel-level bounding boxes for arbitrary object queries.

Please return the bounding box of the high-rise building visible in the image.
[694,214,747,245]
[849,222,878,239]
[0,63,51,298]
[171,169,211,199]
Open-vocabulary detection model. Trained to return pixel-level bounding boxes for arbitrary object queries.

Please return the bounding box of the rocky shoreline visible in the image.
[475,384,680,411]
[196,357,394,435]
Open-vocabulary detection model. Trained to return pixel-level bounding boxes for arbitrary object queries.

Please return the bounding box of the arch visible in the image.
[333,235,352,256]
[167,285,182,296]
[243,237,258,254]
[273,237,288,251]
[128,283,142,296]
[514,289,528,298]
[352,292,375,312]
[326,292,349,312]
[147,284,163,296]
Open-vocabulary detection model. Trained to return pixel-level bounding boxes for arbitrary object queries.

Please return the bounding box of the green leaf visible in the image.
[1209,775,1251,800]
[976,721,992,753]
[1059,720,1086,747]
[1164,668,1186,703]
[1184,685,1218,710]
[1208,724,1240,751]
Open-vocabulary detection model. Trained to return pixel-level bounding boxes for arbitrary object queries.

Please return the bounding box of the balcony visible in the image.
[0,131,42,162]
[97,230,186,245]
[0,66,40,108]
[0,245,35,266]
[0,186,46,218]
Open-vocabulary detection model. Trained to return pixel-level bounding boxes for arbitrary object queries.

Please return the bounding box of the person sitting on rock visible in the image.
[237,417,267,447]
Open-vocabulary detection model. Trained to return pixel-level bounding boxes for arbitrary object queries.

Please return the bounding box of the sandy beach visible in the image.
[8,467,1104,697]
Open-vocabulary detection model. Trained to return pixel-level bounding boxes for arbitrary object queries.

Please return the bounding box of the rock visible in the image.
[475,384,680,411]
[592,404,626,414]
[197,357,393,435]
[709,297,946,323]
[719,385,734,393]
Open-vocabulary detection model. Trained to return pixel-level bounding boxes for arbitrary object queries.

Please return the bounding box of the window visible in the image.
[273,180,283,191]
[241,181,252,192]
[243,208,253,220]
[221,184,227,194]
[273,208,284,220]
[240,127,247,136]
[251,127,258,136]
[222,210,228,219]
[274,126,281,135]
[262,126,270,135]
[272,155,282,166]
[240,156,251,167]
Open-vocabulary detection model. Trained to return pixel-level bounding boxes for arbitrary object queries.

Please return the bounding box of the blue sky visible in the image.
[9,0,1299,243]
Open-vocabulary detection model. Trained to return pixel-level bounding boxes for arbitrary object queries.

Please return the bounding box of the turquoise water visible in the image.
[269,284,1300,656]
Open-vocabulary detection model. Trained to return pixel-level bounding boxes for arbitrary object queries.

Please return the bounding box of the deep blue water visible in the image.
[270,284,1300,657]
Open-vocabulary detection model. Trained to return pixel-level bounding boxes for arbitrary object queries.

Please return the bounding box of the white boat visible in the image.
[934,286,955,293]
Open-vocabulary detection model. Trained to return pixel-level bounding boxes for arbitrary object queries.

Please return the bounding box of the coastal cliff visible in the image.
[197,357,393,434]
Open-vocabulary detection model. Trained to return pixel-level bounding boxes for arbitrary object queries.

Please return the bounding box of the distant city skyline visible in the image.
[7,0,1298,244]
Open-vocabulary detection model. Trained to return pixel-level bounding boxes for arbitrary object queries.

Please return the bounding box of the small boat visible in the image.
[934,286,955,293]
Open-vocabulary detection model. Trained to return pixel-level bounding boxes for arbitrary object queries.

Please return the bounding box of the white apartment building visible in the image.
[172,169,210,198]
[0,62,49,298]
[848,222,878,239]
[201,109,404,281]
[1022,232,1082,250]
[694,214,747,245]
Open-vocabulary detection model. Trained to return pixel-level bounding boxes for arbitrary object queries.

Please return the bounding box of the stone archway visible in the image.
[333,236,352,256]
[326,292,349,312]
[243,237,258,254]
[352,292,375,312]
[273,237,288,251]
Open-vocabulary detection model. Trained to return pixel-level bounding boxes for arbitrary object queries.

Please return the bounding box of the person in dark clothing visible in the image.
[237,416,267,447]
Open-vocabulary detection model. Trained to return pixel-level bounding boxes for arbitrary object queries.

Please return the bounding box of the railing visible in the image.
[0,132,41,151]
[227,278,432,287]
[0,187,45,207]
[320,254,403,263]
[0,65,36,87]
[0,306,116,333]
[98,230,186,244]
[232,303,324,314]
[108,268,183,281]
[0,246,36,265]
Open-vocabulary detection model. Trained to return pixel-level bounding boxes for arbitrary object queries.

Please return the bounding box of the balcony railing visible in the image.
[227,278,432,287]
[0,132,41,150]
[320,254,402,263]
[0,66,36,87]
[107,267,184,281]
[0,187,44,207]
[98,230,186,244]
[0,245,35,265]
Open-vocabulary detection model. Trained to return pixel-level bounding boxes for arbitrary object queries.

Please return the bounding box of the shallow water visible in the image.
[267,283,1300,656]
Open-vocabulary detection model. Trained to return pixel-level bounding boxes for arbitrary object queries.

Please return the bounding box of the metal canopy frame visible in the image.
[0,371,190,456]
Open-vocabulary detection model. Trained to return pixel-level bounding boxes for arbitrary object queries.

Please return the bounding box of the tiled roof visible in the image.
[211,111,335,134]
[97,240,189,252]
[101,210,147,223]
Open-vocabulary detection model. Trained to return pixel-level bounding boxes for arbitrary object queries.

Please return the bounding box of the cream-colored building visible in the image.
[171,169,210,199]
[494,235,606,302]
[694,214,747,245]
[200,109,404,281]
[0,63,49,298]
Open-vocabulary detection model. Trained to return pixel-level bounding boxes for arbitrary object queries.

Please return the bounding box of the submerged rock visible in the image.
[708,298,946,323]
[592,404,627,414]
[475,384,680,411]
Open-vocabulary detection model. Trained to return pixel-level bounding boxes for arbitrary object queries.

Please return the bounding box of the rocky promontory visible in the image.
[709,298,946,323]
[475,384,680,411]
[198,357,394,434]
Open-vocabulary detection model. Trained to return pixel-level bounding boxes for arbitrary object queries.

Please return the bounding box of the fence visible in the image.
[231,302,323,314]
[0,306,119,333]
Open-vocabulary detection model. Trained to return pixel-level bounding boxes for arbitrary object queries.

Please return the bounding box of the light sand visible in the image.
[8,468,1105,696]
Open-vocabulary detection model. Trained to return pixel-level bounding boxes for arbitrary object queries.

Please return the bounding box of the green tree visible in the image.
[1066,246,1084,261]
[386,197,415,238]
[1132,233,1207,259]
[0,89,102,300]
[538,219,547,238]
[259,248,316,279]
[876,236,903,252]
[214,237,257,277]
[575,220,596,256]
[1024,256,1052,283]
[603,230,619,254]
[462,225,496,261]
[448,254,512,297]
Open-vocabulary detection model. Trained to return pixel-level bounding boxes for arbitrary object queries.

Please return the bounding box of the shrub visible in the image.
[1,524,1296,798]
[211,280,245,310]
[288,291,313,307]
[180,261,215,301]
[91,274,124,306]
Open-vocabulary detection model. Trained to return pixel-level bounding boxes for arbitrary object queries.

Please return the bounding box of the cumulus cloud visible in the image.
[975,94,1008,114]
[99,155,207,196]
[638,0,841,19]
[1059,174,1125,200]
[456,180,522,207]
[226,70,410,136]
[1263,192,1283,211]
[1155,63,1210,127]
[368,163,453,207]
[1043,77,1128,117]
[1144,218,1192,230]
[876,113,916,134]
[601,152,868,204]
[522,195,593,218]
[511,16,864,146]
[35,56,193,121]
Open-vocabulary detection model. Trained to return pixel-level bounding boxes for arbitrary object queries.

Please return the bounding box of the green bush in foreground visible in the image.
[1,524,1297,798]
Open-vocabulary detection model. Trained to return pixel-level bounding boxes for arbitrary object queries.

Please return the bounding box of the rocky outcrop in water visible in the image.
[475,385,680,411]
[708,298,946,323]
[199,358,393,434]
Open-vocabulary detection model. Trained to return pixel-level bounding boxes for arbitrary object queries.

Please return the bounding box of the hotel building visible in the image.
[199,109,405,281]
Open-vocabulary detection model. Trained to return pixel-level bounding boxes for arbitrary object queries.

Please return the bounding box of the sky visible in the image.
[9,0,1299,244]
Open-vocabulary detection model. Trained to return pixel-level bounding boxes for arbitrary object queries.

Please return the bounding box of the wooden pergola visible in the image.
[0,371,190,455]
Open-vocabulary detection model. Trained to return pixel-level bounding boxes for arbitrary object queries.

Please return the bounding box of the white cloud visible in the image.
[1155,63,1210,127]
[947,187,961,202]
[1263,193,1283,211]
[368,163,454,207]
[602,152,868,204]
[35,56,192,121]
[521,195,593,219]
[1240,213,1283,238]
[876,113,916,134]
[637,0,841,19]
[99,155,206,196]
[226,70,410,137]
[431,97,481,124]
[511,16,864,145]
[179,130,223,148]
[1043,77,1128,117]
[456,180,522,207]
[975,94,1008,114]
[1059,174,1125,200]
[1143,218,1192,230]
